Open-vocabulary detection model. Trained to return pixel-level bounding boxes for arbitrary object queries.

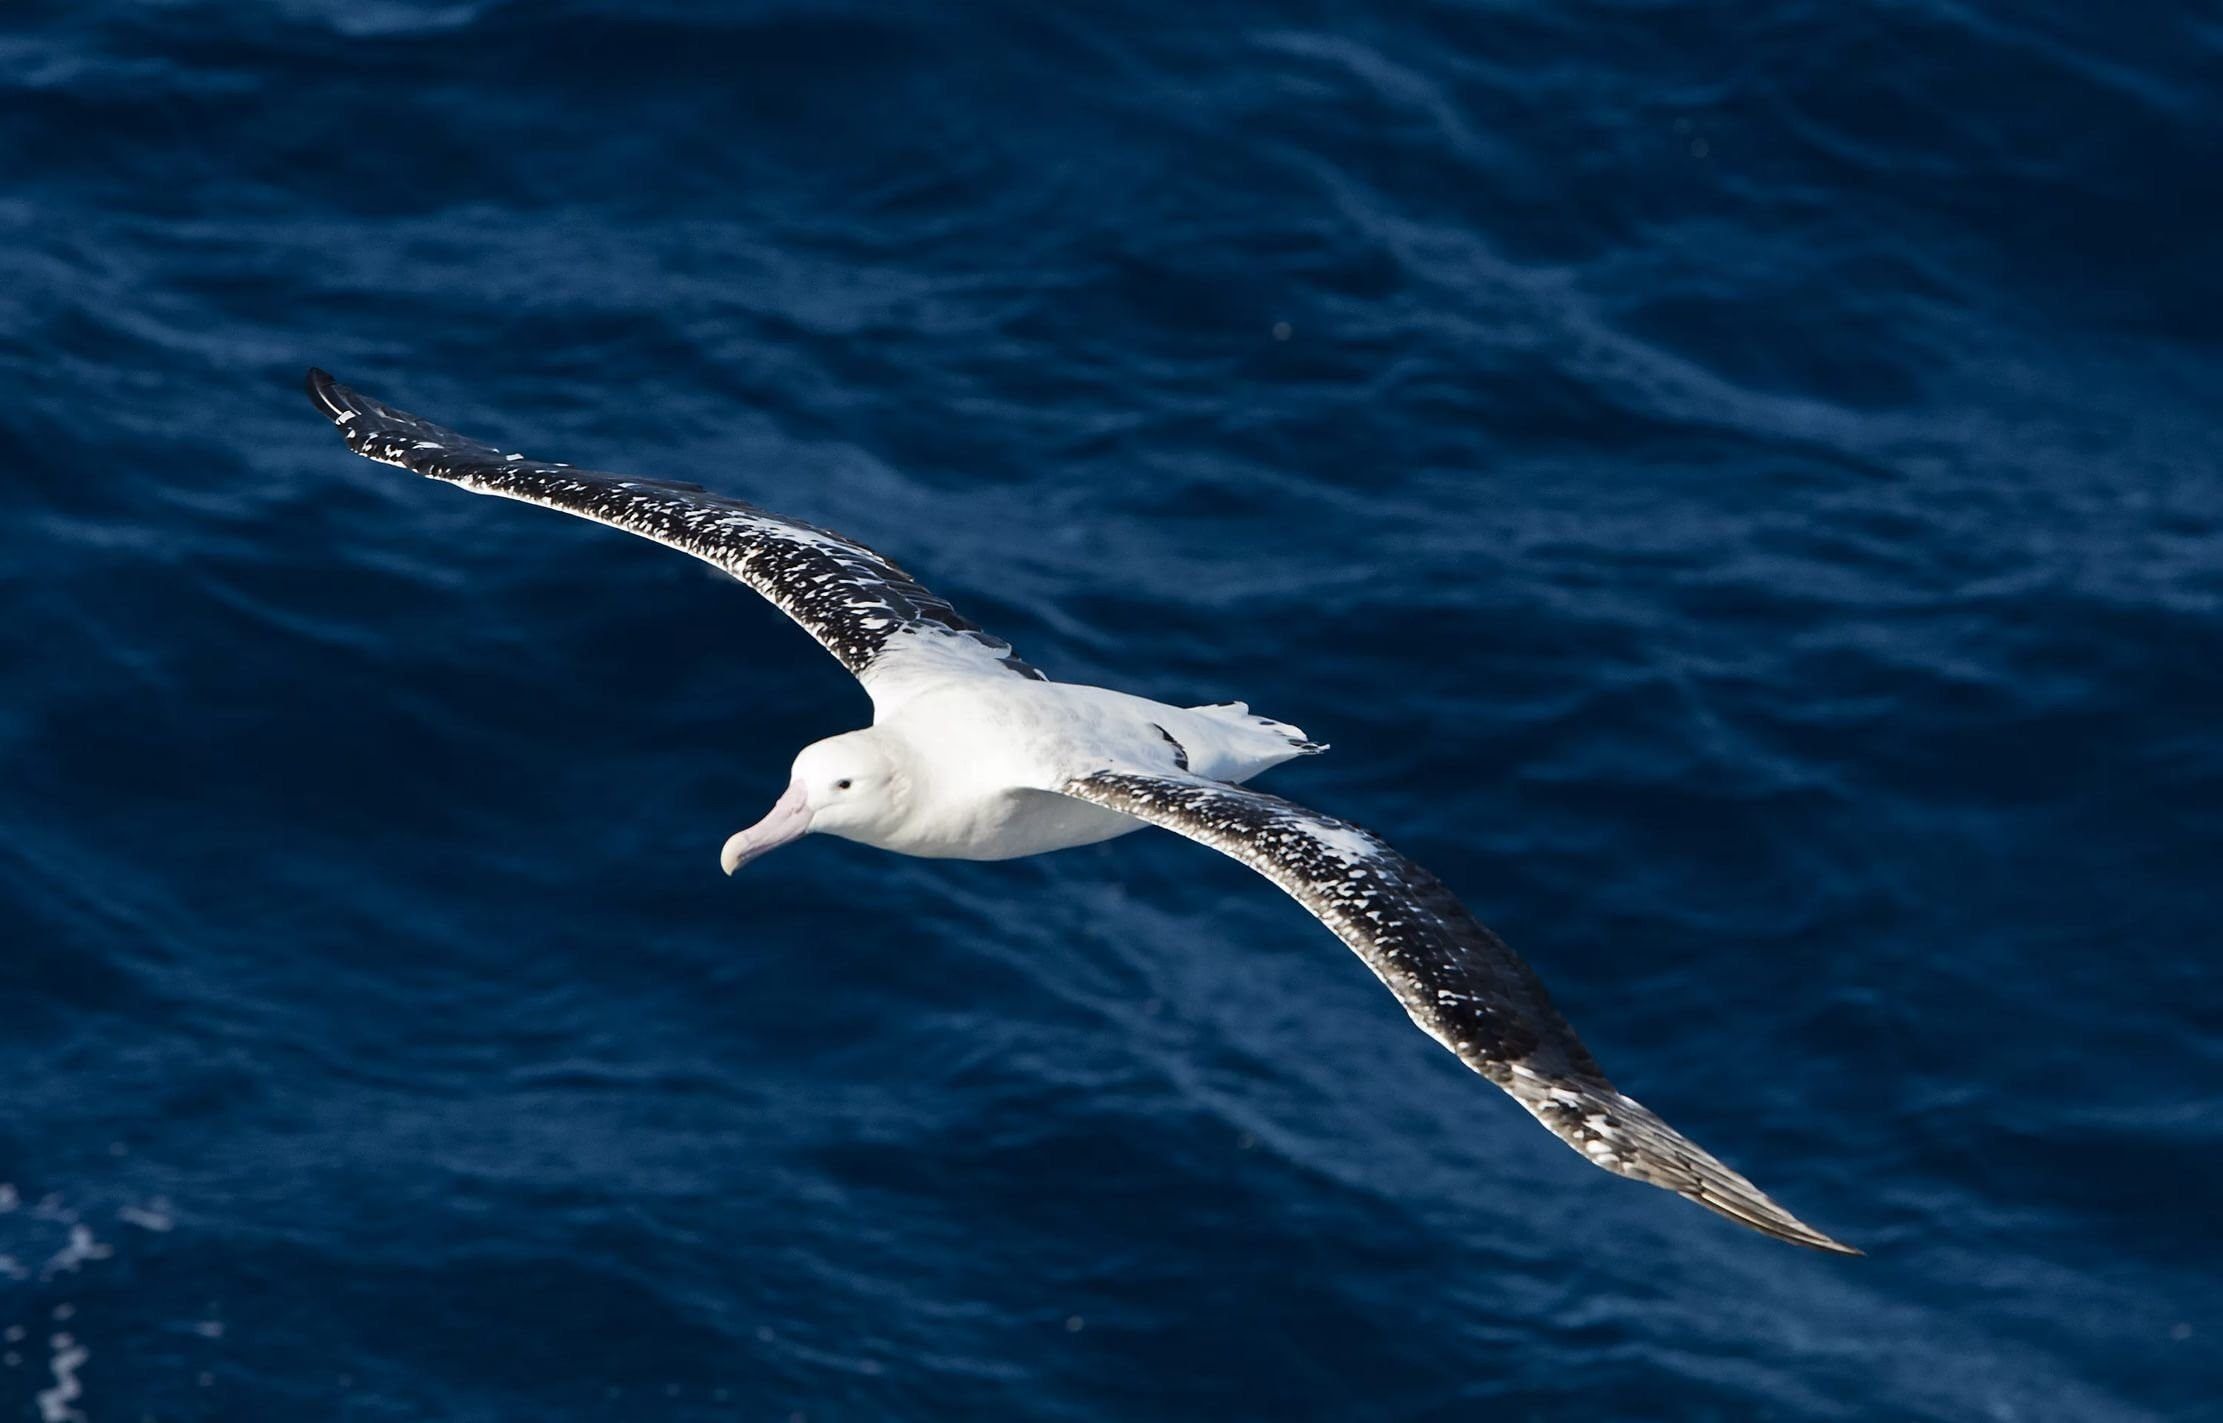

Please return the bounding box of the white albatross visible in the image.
[307,368,1856,1255]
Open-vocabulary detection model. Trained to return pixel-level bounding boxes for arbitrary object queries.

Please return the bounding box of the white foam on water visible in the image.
[36,1333,87,1423]
[40,1226,111,1281]
[117,1203,174,1233]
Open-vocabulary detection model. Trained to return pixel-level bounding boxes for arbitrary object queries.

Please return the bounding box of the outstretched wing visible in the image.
[306,370,1043,697]
[1062,769,1855,1254]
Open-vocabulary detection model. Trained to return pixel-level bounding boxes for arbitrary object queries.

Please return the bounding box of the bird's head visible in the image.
[720,729,907,873]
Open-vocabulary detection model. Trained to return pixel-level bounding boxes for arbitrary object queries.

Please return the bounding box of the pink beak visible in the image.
[720,780,812,874]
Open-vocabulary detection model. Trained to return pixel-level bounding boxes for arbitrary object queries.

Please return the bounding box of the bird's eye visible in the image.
[835,778,853,791]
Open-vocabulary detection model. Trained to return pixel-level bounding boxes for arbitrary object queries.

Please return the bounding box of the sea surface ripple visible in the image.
[3,2,2220,1419]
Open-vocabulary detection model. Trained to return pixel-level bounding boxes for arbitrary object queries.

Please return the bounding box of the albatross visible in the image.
[306,368,1856,1255]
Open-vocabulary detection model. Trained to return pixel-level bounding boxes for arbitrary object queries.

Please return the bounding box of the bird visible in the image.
[306,367,1856,1255]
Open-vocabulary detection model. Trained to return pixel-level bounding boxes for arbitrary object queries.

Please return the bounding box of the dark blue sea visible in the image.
[5,2,2221,1418]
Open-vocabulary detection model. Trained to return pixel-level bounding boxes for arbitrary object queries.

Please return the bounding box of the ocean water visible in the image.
[4,2,2221,1418]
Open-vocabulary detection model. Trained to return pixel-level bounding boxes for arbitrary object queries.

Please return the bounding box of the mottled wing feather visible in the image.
[1063,769,1856,1254]
[306,370,1043,691]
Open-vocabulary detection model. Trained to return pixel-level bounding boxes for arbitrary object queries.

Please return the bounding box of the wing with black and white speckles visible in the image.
[1061,768,1857,1255]
[306,370,1044,697]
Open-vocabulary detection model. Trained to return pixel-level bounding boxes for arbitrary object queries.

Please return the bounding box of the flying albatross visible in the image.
[306,368,1856,1255]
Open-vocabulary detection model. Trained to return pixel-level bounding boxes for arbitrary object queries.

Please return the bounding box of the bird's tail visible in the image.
[1190,701,1327,755]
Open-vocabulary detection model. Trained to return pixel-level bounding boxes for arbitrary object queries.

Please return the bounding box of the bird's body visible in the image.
[838,682,1318,860]
[307,368,1857,1256]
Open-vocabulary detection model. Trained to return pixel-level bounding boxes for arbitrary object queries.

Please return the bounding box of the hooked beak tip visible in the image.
[719,829,767,876]
[720,781,812,877]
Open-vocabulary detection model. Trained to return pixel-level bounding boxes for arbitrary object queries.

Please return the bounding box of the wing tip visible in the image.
[1526,1083,1861,1256]
[302,369,492,468]
[305,366,342,417]
[1652,1128,1862,1256]
[1695,1184,1863,1256]
[305,366,374,434]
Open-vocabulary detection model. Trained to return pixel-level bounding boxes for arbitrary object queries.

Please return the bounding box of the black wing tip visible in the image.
[1529,1085,1862,1256]
[1651,1145,1862,1255]
[301,369,496,468]
[305,367,388,438]
[1679,1173,1863,1256]
[305,366,349,423]
[1660,1128,1862,1256]
[1700,1189,1863,1256]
